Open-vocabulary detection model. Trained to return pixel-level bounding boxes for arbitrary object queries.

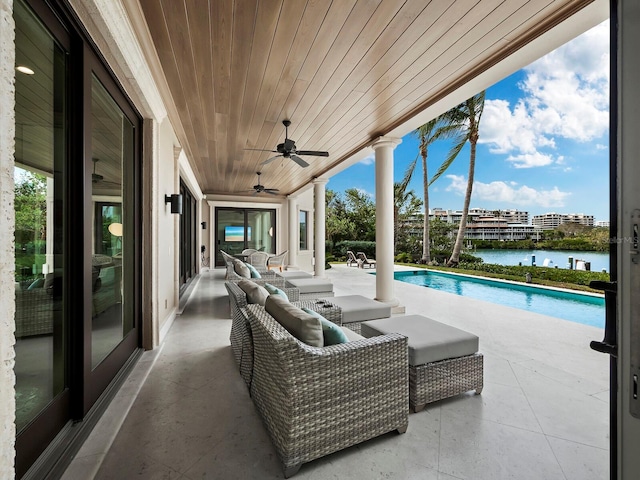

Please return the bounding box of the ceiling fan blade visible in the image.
[244,148,277,153]
[264,188,279,193]
[261,155,282,165]
[296,150,329,157]
[291,155,309,168]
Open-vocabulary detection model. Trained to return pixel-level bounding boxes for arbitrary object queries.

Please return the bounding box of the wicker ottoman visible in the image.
[361,315,483,412]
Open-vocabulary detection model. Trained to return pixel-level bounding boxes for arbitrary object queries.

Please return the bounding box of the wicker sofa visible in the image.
[245,303,409,477]
[225,281,341,388]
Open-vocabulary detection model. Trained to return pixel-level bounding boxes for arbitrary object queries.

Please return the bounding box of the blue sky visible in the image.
[328,20,610,223]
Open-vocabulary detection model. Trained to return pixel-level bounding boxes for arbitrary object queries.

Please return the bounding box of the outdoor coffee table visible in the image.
[361,315,483,412]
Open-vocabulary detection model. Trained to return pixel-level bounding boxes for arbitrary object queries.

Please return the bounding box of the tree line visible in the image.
[326,91,487,266]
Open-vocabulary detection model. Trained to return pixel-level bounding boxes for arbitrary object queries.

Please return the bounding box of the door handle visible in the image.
[589,280,617,358]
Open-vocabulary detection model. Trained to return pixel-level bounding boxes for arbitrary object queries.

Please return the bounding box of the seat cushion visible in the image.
[361,315,479,366]
[319,295,391,324]
[237,279,268,306]
[277,271,313,279]
[341,326,365,342]
[287,277,333,294]
[265,295,323,347]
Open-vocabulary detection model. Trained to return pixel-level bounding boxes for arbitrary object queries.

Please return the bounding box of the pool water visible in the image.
[394,270,605,328]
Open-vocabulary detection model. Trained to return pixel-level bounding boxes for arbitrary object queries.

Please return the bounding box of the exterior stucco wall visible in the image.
[295,188,315,273]
[0,0,16,477]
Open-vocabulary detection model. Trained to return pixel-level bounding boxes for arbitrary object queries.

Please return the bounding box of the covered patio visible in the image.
[63,265,609,479]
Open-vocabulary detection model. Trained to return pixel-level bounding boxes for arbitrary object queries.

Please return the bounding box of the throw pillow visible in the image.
[264,283,288,301]
[237,279,269,306]
[232,258,251,278]
[245,262,262,278]
[265,295,323,347]
[302,308,349,346]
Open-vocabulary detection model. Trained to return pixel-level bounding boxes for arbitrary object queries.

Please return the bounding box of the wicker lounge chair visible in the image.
[267,250,287,272]
[245,303,408,477]
[248,251,270,272]
[225,281,340,389]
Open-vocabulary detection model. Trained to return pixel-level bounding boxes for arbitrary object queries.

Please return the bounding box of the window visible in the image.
[300,210,308,250]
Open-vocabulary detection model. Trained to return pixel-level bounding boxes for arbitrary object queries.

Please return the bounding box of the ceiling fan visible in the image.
[246,119,329,168]
[246,172,279,195]
[91,158,120,188]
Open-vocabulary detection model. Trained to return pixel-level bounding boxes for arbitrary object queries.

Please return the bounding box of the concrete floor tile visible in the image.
[548,436,609,480]
[438,412,565,480]
[512,363,609,449]
[65,267,610,480]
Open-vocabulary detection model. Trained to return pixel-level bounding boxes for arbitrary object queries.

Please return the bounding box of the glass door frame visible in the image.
[81,43,142,415]
[214,207,277,266]
[14,2,71,476]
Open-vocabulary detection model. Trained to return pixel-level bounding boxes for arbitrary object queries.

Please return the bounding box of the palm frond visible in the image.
[429,133,467,186]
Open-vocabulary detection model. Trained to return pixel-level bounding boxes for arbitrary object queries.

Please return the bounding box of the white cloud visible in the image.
[354,187,373,198]
[359,153,375,165]
[506,152,555,168]
[445,175,570,208]
[479,20,609,165]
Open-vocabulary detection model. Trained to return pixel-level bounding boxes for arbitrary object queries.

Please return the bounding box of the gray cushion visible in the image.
[265,295,323,347]
[277,271,313,279]
[361,315,479,366]
[341,327,365,342]
[233,259,251,278]
[237,279,268,306]
[319,295,390,324]
[287,277,333,294]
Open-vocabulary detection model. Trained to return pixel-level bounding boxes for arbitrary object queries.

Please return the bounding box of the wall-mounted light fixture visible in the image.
[201,221,207,229]
[165,194,183,214]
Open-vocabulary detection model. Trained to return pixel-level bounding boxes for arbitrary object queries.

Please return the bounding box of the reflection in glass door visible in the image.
[90,75,133,369]
[13,0,68,474]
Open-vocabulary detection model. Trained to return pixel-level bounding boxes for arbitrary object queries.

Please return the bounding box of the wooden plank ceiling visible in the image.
[138,0,594,197]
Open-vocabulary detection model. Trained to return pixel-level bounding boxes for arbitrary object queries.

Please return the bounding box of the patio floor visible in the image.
[62,264,610,480]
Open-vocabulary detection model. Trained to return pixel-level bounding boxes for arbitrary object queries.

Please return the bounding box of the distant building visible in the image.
[532,213,595,230]
[464,218,542,241]
[430,208,529,225]
[596,220,610,227]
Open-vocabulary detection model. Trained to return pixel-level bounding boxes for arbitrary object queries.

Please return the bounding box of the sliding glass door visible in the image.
[13,1,69,475]
[13,1,142,476]
[215,208,276,266]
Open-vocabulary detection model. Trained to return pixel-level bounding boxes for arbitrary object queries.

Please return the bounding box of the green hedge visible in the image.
[457,262,610,286]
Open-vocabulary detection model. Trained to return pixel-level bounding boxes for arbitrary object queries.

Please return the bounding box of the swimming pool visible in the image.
[393,270,605,328]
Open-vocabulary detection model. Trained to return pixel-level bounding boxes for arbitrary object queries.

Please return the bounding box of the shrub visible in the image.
[456,262,610,286]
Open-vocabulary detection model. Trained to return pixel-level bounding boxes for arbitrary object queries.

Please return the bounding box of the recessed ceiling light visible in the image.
[16,65,35,75]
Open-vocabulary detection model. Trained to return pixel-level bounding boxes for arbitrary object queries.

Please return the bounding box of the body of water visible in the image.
[472,249,610,273]
[395,270,605,328]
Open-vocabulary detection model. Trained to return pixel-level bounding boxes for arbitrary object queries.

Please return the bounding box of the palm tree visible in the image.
[430,91,486,266]
[412,119,440,264]
[393,157,417,252]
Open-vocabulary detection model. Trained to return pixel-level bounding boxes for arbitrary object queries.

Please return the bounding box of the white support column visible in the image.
[372,136,402,307]
[287,195,298,270]
[313,178,328,277]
